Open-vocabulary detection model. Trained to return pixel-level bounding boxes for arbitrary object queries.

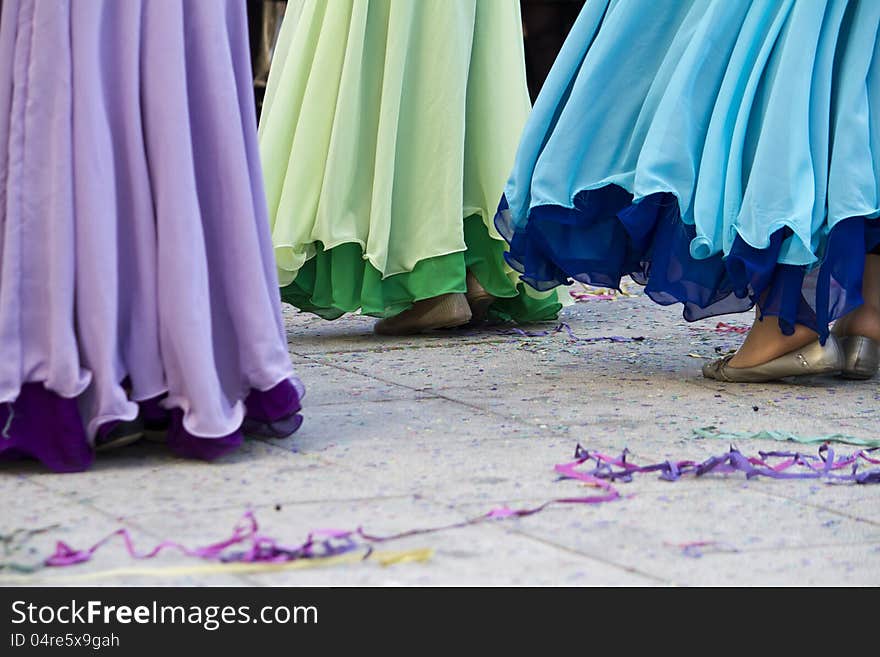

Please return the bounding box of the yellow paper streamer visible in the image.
[371,547,434,566]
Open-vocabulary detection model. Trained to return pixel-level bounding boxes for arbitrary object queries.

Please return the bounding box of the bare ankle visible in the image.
[728,316,817,368]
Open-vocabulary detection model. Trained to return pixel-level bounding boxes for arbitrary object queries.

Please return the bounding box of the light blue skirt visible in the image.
[497,0,880,338]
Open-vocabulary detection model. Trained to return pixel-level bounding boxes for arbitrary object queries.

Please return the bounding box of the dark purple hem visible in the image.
[0,379,305,472]
[0,383,93,473]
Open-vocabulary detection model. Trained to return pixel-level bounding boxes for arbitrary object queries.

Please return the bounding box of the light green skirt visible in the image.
[259,0,562,322]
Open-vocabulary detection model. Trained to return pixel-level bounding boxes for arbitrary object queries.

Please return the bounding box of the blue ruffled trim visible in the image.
[495,186,880,341]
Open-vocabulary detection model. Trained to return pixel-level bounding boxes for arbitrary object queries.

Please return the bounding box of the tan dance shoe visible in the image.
[373,293,472,335]
[465,271,496,325]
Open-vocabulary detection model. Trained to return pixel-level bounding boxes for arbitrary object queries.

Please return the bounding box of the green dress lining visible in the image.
[281,215,562,323]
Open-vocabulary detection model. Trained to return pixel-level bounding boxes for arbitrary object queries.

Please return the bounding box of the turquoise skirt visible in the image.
[498,0,880,338]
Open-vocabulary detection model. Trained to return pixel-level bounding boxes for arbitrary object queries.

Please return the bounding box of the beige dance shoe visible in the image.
[464,271,496,325]
[373,293,473,335]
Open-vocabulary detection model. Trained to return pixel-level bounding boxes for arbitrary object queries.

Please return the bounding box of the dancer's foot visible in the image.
[702,311,843,382]
[465,271,496,325]
[373,293,472,335]
[727,315,819,369]
[832,303,880,379]
[702,336,843,383]
[832,303,880,343]
[139,395,170,443]
[95,418,145,452]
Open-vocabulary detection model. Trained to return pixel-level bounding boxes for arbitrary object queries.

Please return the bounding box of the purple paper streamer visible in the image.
[44,445,879,569]
[561,444,880,486]
[46,513,361,567]
[506,323,645,343]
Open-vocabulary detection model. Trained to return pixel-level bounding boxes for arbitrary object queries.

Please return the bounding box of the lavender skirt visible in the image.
[0,0,304,472]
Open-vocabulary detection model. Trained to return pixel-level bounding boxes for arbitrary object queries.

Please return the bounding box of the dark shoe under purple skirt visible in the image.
[0,379,304,473]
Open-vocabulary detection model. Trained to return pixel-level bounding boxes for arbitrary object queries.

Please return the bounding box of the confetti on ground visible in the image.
[694,426,880,449]
[571,291,616,301]
[570,282,638,301]
[688,322,750,334]
[38,444,880,571]
[1,525,59,573]
[714,322,750,334]
[507,322,646,344]
[669,540,740,558]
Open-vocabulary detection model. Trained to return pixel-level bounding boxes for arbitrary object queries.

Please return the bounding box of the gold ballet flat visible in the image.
[838,335,880,380]
[702,336,843,383]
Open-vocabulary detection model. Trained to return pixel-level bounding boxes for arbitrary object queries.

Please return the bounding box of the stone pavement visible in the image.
[2,284,879,586]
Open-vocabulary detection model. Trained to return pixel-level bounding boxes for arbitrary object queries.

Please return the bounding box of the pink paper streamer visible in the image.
[46,513,361,567]
[714,322,750,334]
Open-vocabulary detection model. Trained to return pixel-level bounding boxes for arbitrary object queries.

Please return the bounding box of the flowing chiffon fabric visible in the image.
[0,0,304,472]
[497,0,880,338]
[259,0,563,322]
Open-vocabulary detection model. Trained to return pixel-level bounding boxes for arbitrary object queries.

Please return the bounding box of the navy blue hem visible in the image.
[495,186,880,340]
